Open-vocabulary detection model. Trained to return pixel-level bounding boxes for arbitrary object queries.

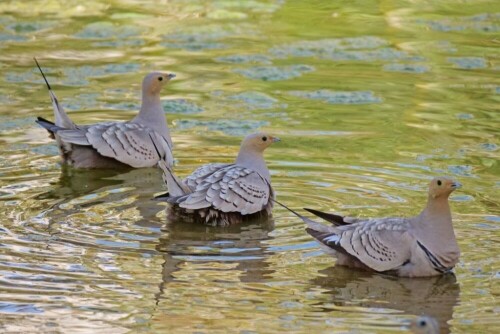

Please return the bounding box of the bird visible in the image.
[34,58,175,169]
[151,132,280,226]
[410,316,439,334]
[275,176,461,277]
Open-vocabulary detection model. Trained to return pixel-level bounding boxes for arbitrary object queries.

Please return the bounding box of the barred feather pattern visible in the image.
[166,164,274,226]
[54,122,173,168]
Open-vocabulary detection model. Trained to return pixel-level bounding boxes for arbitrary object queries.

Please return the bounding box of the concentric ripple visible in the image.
[0,1,498,333]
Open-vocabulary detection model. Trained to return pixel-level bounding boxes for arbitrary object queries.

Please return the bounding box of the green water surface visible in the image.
[0,1,499,333]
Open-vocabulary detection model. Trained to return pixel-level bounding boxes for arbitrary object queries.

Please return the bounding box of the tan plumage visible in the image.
[278,177,462,277]
[153,132,280,226]
[34,58,175,169]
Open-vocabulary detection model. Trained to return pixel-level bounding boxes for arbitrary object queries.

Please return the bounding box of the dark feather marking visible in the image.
[230,183,254,204]
[148,133,164,160]
[365,232,384,257]
[130,130,150,154]
[36,117,59,139]
[102,134,118,156]
[349,230,360,256]
[304,208,349,226]
[124,132,140,156]
[34,58,63,111]
[34,58,52,90]
[305,227,327,241]
[306,228,351,257]
[114,130,132,156]
[36,116,54,126]
[360,233,381,261]
[271,198,305,219]
[417,241,452,273]
[371,234,390,253]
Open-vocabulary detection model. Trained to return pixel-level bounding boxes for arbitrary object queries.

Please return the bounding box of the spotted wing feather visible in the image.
[178,165,272,215]
[317,218,413,272]
[57,122,172,168]
[183,163,231,191]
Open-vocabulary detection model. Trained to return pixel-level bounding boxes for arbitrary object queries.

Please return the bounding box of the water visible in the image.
[0,1,499,333]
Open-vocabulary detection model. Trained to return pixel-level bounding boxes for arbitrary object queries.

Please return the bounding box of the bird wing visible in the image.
[183,163,231,191]
[55,122,173,168]
[179,164,272,215]
[314,217,414,272]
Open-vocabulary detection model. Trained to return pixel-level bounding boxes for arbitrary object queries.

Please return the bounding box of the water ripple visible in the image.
[234,65,314,81]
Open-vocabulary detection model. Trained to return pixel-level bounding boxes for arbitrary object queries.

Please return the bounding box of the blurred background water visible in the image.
[0,0,498,333]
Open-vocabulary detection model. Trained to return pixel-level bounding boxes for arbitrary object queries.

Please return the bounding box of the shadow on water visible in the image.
[35,165,130,200]
[311,266,460,333]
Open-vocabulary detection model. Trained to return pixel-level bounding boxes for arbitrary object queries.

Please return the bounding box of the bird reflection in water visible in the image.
[153,217,275,303]
[310,266,459,334]
[33,166,168,231]
[36,164,128,199]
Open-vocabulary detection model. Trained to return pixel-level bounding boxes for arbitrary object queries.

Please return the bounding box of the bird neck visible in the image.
[424,195,452,219]
[134,92,171,140]
[235,149,270,182]
[414,195,459,266]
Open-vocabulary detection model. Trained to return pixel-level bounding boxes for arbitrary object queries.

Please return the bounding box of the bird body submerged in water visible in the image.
[277,177,461,277]
[34,58,175,169]
[153,133,279,227]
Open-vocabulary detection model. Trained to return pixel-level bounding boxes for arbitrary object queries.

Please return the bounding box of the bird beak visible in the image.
[167,73,176,80]
[451,181,462,189]
[271,136,281,143]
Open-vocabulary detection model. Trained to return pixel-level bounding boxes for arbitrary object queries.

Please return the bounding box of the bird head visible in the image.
[240,132,280,153]
[142,72,176,96]
[428,176,461,199]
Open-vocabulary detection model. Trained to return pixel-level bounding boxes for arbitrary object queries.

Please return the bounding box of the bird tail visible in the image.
[303,208,349,226]
[161,163,191,198]
[271,199,333,233]
[34,58,76,129]
[35,116,60,135]
[149,134,191,198]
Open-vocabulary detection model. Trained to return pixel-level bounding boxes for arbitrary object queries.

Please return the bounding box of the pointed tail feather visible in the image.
[303,208,348,226]
[162,165,191,198]
[36,116,61,137]
[34,58,76,129]
[305,227,329,241]
[36,116,55,128]
[149,134,190,198]
[154,191,170,200]
[271,199,334,233]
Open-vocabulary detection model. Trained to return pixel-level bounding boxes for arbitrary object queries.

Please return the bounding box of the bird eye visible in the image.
[418,319,427,327]
[262,136,267,142]
[437,180,442,186]
[158,77,163,81]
